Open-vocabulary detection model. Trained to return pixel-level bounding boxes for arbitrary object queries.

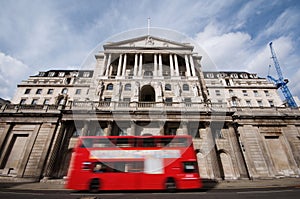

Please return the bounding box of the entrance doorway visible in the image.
[140,85,155,102]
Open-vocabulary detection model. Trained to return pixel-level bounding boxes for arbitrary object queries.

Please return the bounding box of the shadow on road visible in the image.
[200,178,219,191]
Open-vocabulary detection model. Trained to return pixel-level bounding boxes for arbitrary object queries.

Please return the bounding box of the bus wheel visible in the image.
[165,177,176,192]
[89,178,100,193]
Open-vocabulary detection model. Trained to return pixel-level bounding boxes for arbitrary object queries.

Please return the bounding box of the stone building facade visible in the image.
[0,35,299,181]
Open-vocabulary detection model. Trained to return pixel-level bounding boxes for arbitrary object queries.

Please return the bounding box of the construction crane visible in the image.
[267,41,298,108]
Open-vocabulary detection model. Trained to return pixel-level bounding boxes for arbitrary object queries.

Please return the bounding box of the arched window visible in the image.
[165,84,171,91]
[62,88,68,94]
[183,84,189,91]
[106,83,113,90]
[124,83,131,91]
[144,71,153,77]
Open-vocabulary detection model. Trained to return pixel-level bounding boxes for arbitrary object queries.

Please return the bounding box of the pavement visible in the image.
[0,177,300,191]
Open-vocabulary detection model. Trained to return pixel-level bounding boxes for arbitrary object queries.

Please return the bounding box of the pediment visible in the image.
[103,35,193,50]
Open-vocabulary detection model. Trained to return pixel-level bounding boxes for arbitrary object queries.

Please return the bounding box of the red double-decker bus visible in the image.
[66,135,202,191]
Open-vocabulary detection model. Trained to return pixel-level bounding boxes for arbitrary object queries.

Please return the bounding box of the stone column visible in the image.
[154,54,158,77]
[82,121,90,136]
[42,122,65,179]
[184,54,191,77]
[181,121,188,135]
[228,123,249,179]
[130,121,136,136]
[116,54,123,77]
[189,55,196,76]
[169,54,174,77]
[105,53,111,77]
[138,54,143,77]
[122,54,127,77]
[174,54,179,76]
[100,54,106,76]
[106,121,112,136]
[133,54,138,77]
[159,54,163,76]
[159,121,164,135]
[204,122,222,179]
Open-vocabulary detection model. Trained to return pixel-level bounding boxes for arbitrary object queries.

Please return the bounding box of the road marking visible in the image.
[237,189,293,194]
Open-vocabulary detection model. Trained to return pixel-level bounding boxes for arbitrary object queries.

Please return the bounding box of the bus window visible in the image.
[157,138,188,147]
[115,138,133,147]
[93,163,105,173]
[169,138,188,147]
[92,138,114,148]
[93,161,144,173]
[81,139,93,148]
[142,138,156,147]
[183,162,198,173]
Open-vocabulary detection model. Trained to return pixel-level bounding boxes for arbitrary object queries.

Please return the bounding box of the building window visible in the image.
[48,72,55,77]
[184,98,192,107]
[268,100,274,107]
[231,97,238,107]
[104,97,111,102]
[107,84,113,90]
[242,90,248,96]
[246,100,252,107]
[123,98,130,102]
[253,90,259,97]
[58,98,65,105]
[124,83,131,91]
[75,89,81,95]
[144,71,153,77]
[225,79,231,86]
[206,73,214,78]
[38,72,45,76]
[183,84,189,91]
[215,90,221,96]
[24,89,31,94]
[62,88,68,94]
[47,89,54,94]
[83,72,90,77]
[43,99,50,105]
[257,100,263,107]
[31,99,38,105]
[264,90,270,96]
[36,89,42,94]
[165,84,171,91]
[20,99,26,105]
[165,97,172,106]
[58,72,65,77]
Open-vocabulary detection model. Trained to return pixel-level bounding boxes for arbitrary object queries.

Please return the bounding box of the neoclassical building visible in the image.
[0,35,299,181]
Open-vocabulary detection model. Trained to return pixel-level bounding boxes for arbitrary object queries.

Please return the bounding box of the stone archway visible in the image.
[140,85,155,102]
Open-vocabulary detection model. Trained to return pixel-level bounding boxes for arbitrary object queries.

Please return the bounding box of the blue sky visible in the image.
[0,0,300,101]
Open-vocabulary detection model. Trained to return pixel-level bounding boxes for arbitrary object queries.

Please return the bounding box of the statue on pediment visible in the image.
[145,36,154,46]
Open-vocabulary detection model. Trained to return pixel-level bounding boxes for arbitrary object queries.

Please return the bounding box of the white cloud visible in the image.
[195,22,252,71]
[0,52,30,100]
[263,7,300,38]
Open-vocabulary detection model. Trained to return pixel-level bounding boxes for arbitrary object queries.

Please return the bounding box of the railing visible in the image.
[0,104,62,113]
[1,102,298,114]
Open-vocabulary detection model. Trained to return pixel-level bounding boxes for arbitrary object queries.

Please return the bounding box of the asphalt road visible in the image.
[0,187,299,199]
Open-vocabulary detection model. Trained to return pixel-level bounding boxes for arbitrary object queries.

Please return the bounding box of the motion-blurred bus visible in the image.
[66,135,202,191]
